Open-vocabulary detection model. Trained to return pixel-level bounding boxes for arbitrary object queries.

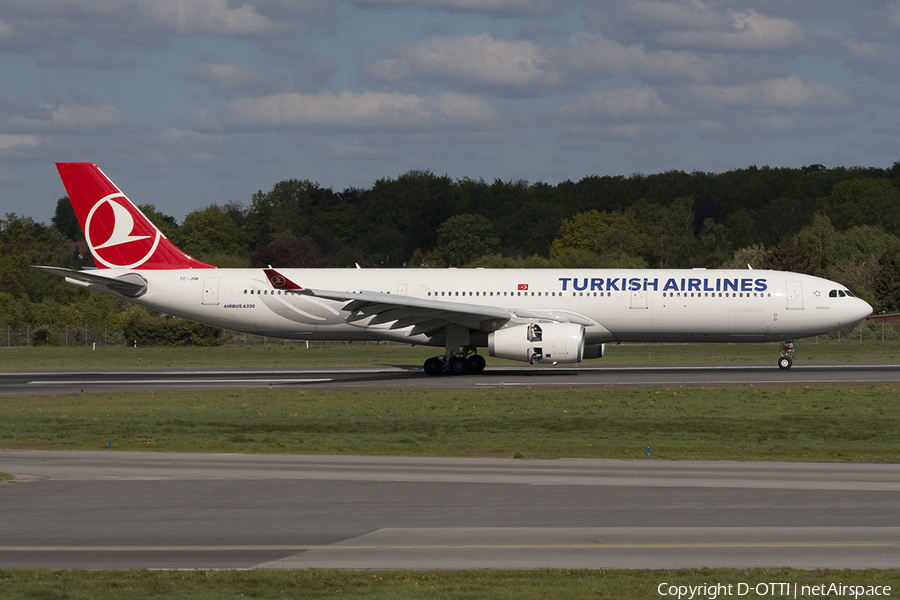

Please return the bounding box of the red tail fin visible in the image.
[56,163,214,269]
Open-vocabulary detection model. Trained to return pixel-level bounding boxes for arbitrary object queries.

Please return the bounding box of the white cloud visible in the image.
[363,31,730,97]
[685,76,853,112]
[693,114,844,141]
[596,0,729,36]
[186,63,281,96]
[0,133,39,150]
[659,10,805,51]
[364,34,557,94]
[556,87,673,122]
[192,90,498,132]
[0,0,310,50]
[348,0,578,16]
[140,0,280,36]
[585,2,806,52]
[553,33,716,83]
[7,103,127,134]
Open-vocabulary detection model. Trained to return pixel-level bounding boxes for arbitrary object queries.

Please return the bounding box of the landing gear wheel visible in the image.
[467,354,486,374]
[423,357,443,376]
[448,356,469,375]
[777,356,792,370]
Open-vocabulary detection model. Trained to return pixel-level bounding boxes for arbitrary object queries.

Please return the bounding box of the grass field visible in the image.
[2,337,900,370]
[0,568,897,600]
[2,384,898,461]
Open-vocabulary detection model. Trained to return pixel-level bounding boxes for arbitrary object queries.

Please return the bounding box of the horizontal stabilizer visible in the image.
[33,266,147,298]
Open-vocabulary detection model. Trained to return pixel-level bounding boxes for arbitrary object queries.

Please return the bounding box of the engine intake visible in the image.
[488,322,586,364]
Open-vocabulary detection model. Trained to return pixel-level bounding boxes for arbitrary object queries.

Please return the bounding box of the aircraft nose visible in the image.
[855,298,874,323]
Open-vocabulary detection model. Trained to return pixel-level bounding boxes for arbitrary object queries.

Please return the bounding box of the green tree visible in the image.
[723,243,767,270]
[794,214,900,309]
[634,197,701,268]
[549,209,646,268]
[437,214,500,267]
[245,179,331,251]
[363,170,455,262]
[51,197,82,241]
[172,204,246,263]
[250,234,328,268]
[820,179,900,235]
[137,205,179,240]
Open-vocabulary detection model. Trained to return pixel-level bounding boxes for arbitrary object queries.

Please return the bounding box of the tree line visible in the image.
[3,162,900,344]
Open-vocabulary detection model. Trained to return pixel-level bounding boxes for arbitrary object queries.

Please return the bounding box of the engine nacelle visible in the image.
[488,322,585,364]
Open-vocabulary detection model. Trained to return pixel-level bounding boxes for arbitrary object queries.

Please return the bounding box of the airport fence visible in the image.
[3,321,900,348]
[1,325,322,348]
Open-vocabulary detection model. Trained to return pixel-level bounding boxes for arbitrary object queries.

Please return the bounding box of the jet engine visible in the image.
[488,322,586,364]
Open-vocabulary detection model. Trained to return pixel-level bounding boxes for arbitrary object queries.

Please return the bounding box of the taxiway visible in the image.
[1,451,899,569]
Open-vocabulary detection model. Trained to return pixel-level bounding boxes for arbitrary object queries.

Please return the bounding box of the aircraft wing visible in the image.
[34,266,148,298]
[263,268,596,334]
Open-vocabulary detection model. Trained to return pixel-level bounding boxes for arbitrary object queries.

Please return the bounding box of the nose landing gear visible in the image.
[778,340,794,369]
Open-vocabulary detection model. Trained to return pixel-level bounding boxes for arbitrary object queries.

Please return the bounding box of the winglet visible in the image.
[264,268,304,292]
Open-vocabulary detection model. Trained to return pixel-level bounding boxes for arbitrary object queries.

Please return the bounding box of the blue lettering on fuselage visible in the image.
[558,276,769,293]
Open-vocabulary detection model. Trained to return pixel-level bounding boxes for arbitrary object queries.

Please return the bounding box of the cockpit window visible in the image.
[829,289,856,298]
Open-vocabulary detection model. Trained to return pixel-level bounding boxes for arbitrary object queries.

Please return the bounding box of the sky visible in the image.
[2,0,900,225]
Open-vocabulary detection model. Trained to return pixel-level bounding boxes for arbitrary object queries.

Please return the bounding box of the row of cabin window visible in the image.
[242,289,775,299]
[663,292,772,298]
[429,291,545,297]
[426,291,772,298]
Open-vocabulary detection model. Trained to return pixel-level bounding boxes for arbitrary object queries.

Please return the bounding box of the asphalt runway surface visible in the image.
[2,364,899,570]
[2,362,900,395]
[2,451,899,570]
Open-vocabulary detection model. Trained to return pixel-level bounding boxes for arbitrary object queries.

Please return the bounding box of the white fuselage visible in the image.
[84,268,873,348]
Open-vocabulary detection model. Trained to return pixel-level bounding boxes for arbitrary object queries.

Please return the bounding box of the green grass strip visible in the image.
[2,338,899,370]
[0,568,897,599]
[2,385,899,461]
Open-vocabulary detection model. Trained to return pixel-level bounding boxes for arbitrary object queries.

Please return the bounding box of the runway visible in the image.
[1,451,899,570]
[2,362,900,395]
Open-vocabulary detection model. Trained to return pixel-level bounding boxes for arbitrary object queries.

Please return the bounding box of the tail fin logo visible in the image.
[85,194,162,269]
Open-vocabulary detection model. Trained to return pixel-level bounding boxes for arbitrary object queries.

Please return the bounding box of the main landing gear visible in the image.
[423,348,486,376]
[778,340,794,369]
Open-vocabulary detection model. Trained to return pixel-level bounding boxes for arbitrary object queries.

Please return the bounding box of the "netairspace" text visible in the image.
[657,582,891,599]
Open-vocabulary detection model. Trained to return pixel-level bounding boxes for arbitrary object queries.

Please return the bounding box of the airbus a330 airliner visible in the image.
[37,163,873,375]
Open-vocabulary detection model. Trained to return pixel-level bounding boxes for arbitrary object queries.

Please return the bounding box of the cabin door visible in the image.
[202,277,220,306]
[786,281,803,310]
